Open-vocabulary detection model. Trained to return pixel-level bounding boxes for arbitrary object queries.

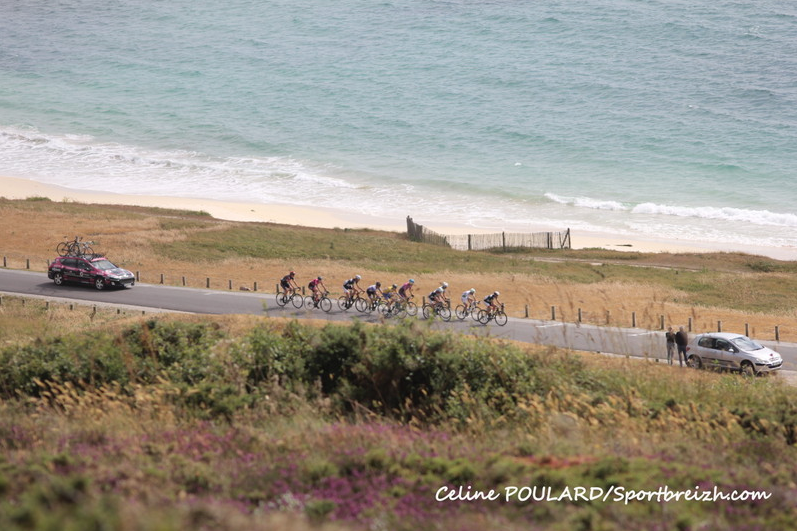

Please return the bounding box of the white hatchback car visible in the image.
[685,332,782,376]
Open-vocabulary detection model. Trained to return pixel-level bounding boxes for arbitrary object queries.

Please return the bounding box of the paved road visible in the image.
[2,268,796,373]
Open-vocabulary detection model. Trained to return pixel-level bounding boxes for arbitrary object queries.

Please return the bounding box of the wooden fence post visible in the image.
[688,317,693,332]
[502,232,506,251]
[717,320,722,332]
[254,281,258,292]
[467,234,472,251]
[206,277,210,288]
[551,306,556,320]
[775,326,780,341]
[2,256,6,267]
[578,308,582,322]
[632,311,636,328]
[160,273,164,284]
[136,271,140,281]
[606,310,611,325]
[228,279,232,290]
[745,323,749,337]
[182,276,186,286]
[26,258,30,269]
[524,305,529,318]
[660,315,665,330]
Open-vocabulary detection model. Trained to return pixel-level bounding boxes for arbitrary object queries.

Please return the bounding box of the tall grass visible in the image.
[1,311,795,530]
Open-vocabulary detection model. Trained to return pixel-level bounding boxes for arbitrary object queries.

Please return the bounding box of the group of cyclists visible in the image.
[279,270,502,316]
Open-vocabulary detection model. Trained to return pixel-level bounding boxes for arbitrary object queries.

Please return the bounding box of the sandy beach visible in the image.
[3,174,795,260]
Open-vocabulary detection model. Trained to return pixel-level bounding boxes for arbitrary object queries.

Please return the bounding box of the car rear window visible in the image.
[697,337,715,348]
[731,337,763,351]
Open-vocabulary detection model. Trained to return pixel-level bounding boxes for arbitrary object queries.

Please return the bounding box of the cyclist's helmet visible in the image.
[392,284,398,289]
[469,288,476,294]
[442,282,448,288]
[375,282,381,287]
[493,291,500,296]
[289,271,295,277]
[355,274,361,280]
[409,279,415,284]
[317,276,323,280]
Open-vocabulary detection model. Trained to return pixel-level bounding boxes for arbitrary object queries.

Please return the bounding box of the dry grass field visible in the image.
[2,197,796,341]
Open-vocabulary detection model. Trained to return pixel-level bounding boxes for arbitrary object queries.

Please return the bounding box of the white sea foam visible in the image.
[545,192,797,229]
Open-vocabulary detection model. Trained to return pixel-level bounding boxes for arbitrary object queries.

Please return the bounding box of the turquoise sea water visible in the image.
[1,0,796,251]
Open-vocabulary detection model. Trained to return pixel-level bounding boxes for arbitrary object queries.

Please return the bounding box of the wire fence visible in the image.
[406,216,571,251]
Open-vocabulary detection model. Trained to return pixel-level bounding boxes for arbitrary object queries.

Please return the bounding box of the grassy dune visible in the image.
[1,197,796,339]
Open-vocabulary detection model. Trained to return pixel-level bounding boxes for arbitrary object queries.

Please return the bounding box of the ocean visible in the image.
[1,0,796,252]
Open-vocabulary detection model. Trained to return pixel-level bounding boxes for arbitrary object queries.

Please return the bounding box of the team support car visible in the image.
[48,255,135,290]
[685,332,782,376]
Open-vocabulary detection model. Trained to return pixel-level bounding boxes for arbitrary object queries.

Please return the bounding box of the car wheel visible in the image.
[53,272,64,286]
[740,361,756,377]
[94,277,105,290]
[687,355,702,369]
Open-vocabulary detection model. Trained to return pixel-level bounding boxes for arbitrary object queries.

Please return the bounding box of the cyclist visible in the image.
[280,271,299,298]
[308,276,328,307]
[461,288,477,310]
[398,279,415,301]
[428,286,446,308]
[382,283,398,309]
[366,282,383,307]
[437,282,450,306]
[484,291,501,314]
[343,275,363,302]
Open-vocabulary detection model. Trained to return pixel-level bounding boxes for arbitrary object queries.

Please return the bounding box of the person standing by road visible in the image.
[675,326,689,367]
[665,327,676,366]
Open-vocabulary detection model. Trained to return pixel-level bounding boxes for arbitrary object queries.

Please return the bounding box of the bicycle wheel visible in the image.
[455,305,468,320]
[355,297,369,313]
[81,244,94,256]
[494,311,508,326]
[477,309,490,324]
[291,293,304,308]
[337,295,351,311]
[422,305,432,320]
[405,301,418,316]
[275,292,288,307]
[56,242,70,256]
[439,306,452,322]
[305,295,317,309]
[319,297,332,313]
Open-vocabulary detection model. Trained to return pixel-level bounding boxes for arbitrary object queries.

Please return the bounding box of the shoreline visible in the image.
[3,174,795,260]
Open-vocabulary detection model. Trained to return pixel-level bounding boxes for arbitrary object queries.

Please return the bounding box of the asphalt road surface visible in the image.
[2,268,795,374]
